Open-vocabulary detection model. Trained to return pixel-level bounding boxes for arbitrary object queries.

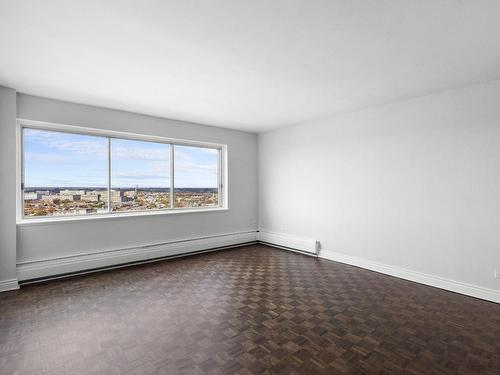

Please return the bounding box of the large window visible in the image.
[20,122,224,219]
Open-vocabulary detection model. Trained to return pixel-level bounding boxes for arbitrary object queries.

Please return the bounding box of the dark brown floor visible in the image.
[0,245,499,375]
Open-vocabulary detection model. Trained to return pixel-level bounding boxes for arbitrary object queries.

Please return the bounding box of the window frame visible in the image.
[16,119,228,224]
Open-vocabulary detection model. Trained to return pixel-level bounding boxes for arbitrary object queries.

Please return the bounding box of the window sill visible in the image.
[17,207,229,227]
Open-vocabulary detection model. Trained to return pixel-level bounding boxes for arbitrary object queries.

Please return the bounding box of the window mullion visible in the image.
[170,144,174,209]
[20,126,25,219]
[218,148,222,208]
[107,138,112,213]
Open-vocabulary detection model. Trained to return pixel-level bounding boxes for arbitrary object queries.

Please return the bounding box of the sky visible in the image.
[24,128,218,188]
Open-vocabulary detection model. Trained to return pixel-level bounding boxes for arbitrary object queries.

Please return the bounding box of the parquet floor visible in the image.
[0,244,499,374]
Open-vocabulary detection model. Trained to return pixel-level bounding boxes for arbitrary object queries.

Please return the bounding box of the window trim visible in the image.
[16,118,228,224]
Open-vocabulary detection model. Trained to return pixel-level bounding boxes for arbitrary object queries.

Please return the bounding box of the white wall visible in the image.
[16,94,258,276]
[5,80,500,299]
[0,87,18,291]
[259,80,500,294]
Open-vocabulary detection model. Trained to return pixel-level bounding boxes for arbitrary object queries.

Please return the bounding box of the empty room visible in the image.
[0,1,499,374]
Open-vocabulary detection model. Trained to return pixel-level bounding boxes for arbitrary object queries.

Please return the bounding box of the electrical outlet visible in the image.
[495,270,500,279]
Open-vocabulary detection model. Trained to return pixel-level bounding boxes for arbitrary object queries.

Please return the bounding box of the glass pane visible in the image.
[23,128,108,217]
[174,145,219,208]
[110,138,170,212]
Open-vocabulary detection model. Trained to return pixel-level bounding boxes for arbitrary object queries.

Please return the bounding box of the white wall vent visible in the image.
[258,231,319,256]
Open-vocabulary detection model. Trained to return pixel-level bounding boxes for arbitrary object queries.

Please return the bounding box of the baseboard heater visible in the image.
[17,231,318,286]
[258,231,320,256]
[19,240,258,285]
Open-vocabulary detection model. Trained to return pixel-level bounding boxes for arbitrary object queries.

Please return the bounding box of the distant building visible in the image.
[60,189,86,196]
[80,193,101,202]
[24,192,40,200]
[59,194,81,201]
[102,190,133,204]
[41,195,58,202]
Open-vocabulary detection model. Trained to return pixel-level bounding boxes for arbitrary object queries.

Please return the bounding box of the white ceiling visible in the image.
[1,1,500,132]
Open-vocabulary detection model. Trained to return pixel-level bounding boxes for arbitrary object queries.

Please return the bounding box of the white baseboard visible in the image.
[320,249,500,304]
[17,231,258,281]
[258,231,318,254]
[0,278,20,292]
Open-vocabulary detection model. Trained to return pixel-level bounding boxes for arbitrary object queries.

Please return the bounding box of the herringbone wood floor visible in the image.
[0,244,499,374]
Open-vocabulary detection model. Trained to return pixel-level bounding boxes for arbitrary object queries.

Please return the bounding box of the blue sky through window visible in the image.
[174,145,218,188]
[24,128,108,188]
[111,138,170,188]
[24,128,219,188]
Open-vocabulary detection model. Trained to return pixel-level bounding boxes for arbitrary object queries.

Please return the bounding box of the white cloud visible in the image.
[26,129,171,161]
[111,145,168,161]
[113,171,169,179]
[25,152,71,163]
[25,129,107,157]
[174,149,217,175]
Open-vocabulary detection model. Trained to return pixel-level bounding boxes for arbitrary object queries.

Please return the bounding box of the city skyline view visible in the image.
[23,187,219,217]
